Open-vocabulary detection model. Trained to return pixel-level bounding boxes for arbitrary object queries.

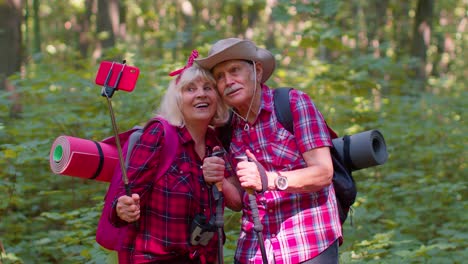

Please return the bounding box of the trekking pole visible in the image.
[211,149,226,264]
[100,60,138,229]
[213,187,224,264]
[235,155,268,264]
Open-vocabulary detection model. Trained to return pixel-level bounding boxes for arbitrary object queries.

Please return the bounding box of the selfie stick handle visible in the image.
[101,60,139,229]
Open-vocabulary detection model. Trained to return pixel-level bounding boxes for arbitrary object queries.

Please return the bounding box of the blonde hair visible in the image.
[157,64,229,127]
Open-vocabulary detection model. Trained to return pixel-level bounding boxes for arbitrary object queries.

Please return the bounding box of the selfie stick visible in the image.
[236,155,268,264]
[100,60,139,229]
[100,60,131,196]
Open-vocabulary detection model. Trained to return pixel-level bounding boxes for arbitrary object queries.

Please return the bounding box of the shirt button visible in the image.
[180,170,183,174]
[269,209,273,213]
[256,149,260,153]
[271,233,276,237]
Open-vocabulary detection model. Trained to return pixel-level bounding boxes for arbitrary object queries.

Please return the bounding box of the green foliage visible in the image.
[337,91,467,263]
[0,51,172,263]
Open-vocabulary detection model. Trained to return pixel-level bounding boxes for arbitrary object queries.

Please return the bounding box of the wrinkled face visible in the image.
[212,60,256,109]
[180,77,218,124]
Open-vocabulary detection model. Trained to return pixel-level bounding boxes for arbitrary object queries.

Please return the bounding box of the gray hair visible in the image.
[157,64,229,127]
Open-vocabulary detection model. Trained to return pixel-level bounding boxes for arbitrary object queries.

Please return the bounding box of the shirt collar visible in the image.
[260,84,274,114]
[230,84,273,126]
[178,125,218,147]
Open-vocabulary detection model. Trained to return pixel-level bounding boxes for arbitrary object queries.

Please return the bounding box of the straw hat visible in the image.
[195,38,275,83]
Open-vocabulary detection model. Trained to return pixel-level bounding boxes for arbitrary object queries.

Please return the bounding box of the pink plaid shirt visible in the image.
[231,85,342,264]
[111,121,220,264]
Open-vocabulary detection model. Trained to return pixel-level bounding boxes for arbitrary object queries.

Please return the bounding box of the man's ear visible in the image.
[254,61,263,81]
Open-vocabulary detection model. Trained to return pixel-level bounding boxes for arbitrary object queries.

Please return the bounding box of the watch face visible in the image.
[275,175,288,190]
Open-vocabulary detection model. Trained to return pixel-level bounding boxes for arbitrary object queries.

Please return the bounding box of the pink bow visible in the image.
[169,50,199,83]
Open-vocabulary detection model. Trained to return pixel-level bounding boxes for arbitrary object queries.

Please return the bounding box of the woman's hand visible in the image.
[203,147,226,190]
[116,193,140,223]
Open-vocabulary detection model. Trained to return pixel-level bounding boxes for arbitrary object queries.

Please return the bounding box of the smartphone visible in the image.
[95,61,140,92]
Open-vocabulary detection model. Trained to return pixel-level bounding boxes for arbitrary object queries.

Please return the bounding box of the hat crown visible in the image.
[209,38,255,57]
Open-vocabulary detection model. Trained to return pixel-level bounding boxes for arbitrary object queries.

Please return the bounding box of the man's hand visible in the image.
[236,150,263,192]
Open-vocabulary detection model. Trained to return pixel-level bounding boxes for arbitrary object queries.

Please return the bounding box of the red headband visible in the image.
[169,50,199,83]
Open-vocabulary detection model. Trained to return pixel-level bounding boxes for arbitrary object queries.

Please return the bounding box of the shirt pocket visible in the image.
[154,164,194,195]
[264,128,303,170]
[229,141,245,160]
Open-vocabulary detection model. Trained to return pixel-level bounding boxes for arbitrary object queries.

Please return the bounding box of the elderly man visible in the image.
[198,38,342,264]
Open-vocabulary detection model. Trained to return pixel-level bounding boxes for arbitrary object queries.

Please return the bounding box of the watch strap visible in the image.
[251,160,268,193]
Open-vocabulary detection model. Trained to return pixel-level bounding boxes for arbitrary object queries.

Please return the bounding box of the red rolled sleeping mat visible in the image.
[49,135,120,182]
[49,128,138,182]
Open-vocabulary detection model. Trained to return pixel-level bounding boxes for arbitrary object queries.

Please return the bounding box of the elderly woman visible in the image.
[110,50,229,264]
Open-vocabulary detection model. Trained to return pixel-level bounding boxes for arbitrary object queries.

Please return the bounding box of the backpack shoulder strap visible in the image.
[274,87,340,139]
[218,111,234,151]
[128,116,179,181]
[273,87,294,134]
[125,126,144,169]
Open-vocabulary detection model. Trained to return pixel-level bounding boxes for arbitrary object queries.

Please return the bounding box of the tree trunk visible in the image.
[394,1,412,59]
[32,0,40,54]
[0,0,22,88]
[233,3,244,36]
[181,0,195,49]
[76,0,94,58]
[95,0,119,59]
[411,0,434,90]
[366,0,389,57]
[0,0,23,117]
[118,0,127,40]
[264,0,276,51]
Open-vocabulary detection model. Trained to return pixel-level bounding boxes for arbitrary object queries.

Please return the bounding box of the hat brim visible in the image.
[196,40,275,83]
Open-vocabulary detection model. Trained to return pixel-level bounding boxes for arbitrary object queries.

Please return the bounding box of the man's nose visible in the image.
[224,73,235,87]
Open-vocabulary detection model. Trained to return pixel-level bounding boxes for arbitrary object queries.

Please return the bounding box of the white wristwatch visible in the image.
[274,172,288,191]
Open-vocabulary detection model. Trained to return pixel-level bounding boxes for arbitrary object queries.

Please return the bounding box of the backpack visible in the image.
[273,87,356,225]
[96,116,179,250]
[219,88,357,225]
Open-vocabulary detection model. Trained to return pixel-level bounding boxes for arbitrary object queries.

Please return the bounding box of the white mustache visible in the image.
[223,86,239,96]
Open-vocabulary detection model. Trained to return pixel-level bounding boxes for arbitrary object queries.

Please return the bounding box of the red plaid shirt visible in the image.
[231,85,342,264]
[111,121,220,264]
